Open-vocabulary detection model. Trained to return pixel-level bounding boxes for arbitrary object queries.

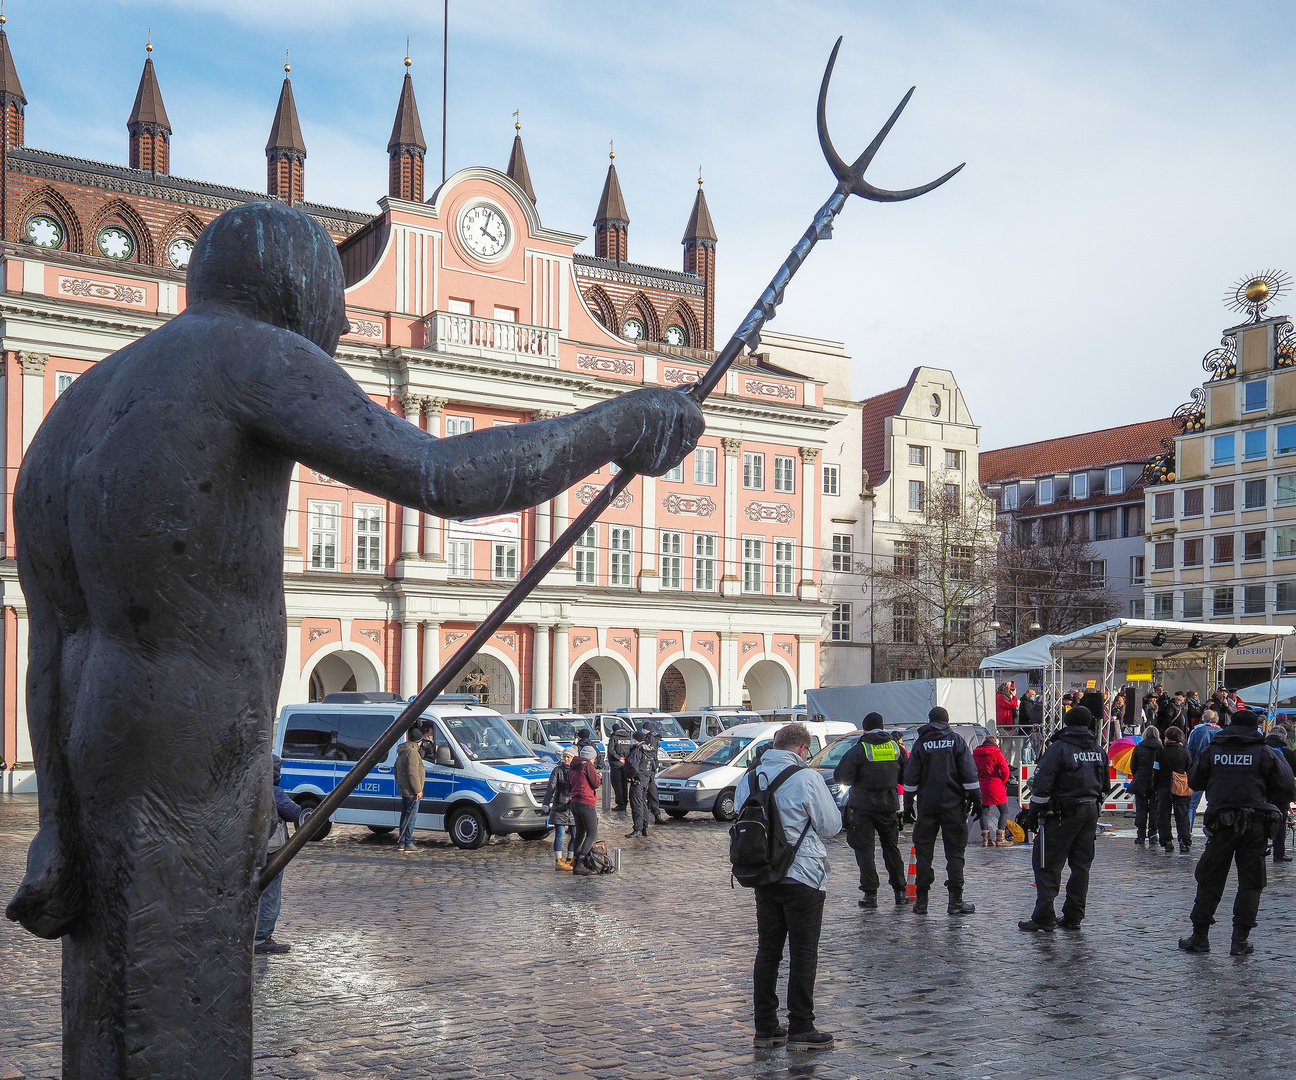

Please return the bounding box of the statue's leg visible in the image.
[5,568,86,939]
[61,637,267,1080]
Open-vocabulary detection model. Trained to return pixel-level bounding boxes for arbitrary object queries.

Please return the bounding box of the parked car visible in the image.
[807,730,865,809]
[502,709,604,766]
[655,720,856,821]
[276,694,554,850]
[675,707,764,741]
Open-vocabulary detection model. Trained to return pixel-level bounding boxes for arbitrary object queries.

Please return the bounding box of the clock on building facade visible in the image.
[456,199,511,263]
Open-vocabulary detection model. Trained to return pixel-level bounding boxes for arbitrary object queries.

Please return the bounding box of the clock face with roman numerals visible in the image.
[457,202,510,261]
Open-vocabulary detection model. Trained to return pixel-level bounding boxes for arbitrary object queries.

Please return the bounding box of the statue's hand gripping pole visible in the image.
[261,37,961,890]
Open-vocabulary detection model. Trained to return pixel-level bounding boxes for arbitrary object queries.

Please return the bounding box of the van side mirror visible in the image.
[436,745,453,767]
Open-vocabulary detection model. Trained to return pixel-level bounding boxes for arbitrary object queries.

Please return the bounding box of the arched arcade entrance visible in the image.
[743,658,793,711]
[572,656,632,712]
[659,657,715,711]
[307,648,383,701]
[454,653,516,711]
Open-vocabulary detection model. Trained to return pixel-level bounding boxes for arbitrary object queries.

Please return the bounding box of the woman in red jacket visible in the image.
[568,745,602,875]
[996,682,1020,729]
[974,736,1012,846]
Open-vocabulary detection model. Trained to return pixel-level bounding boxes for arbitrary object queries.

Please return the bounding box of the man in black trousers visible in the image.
[1180,710,1295,955]
[903,707,981,915]
[1017,705,1110,932]
[834,712,909,908]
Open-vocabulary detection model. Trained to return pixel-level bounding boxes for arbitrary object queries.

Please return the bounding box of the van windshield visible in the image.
[689,736,753,766]
[440,712,535,762]
[540,718,592,743]
[652,717,688,738]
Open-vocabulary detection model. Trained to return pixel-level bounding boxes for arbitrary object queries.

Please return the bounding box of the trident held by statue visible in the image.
[261,37,963,889]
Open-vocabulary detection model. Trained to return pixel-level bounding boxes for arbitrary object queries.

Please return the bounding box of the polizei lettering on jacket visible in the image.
[923,739,955,750]
[1073,751,1106,763]
[1216,753,1254,766]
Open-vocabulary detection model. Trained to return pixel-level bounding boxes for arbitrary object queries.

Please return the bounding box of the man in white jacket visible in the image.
[733,722,842,1051]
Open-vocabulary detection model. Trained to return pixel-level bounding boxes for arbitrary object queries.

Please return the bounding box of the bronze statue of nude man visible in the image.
[5,201,702,1078]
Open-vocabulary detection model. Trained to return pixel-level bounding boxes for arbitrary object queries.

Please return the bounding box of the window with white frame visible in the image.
[1072,472,1088,499]
[1183,589,1203,620]
[445,415,474,437]
[908,480,925,512]
[308,501,340,571]
[55,372,76,397]
[1214,586,1234,617]
[742,537,763,593]
[823,464,840,496]
[447,298,473,315]
[1278,581,1296,613]
[353,504,382,572]
[1002,483,1019,510]
[493,541,518,580]
[694,533,716,591]
[1214,482,1235,513]
[1152,593,1173,620]
[830,602,852,642]
[1153,492,1174,521]
[831,533,852,572]
[1107,466,1124,494]
[774,540,794,595]
[1276,526,1296,558]
[1244,379,1268,413]
[447,539,471,577]
[694,446,717,485]
[1244,583,1266,614]
[892,600,917,643]
[1277,474,1296,506]
[660,530,683,589]
[945,449,963,470]
[1037,477,1054,505]
[662,462,684,482]
[773,455,795,493]
[743,452,764,490]
[574,526,597,584]
[1153,542,1173,570]
[609,527,633,586]
[908,445,926,466]
[1245,478,1266,509]
[1130,555,1145,585]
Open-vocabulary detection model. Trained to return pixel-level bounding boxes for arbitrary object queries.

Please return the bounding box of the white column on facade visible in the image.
[283,464,304,573]
[532,410,561,563]
[552,622,572,707]
[637,629,658,709]
[422,398,447,560]
[721,438,742,597]
[797,633,818,704]
[422,620,441,684]
[532,624,551,709]
[19,352,47,452]
[400,619,420,699]
[400,394,425,558]
[720,631,740,705]
[553,489,572,566]
[278,617,304,713]
[798,447,819,601]
[639,474,658,592]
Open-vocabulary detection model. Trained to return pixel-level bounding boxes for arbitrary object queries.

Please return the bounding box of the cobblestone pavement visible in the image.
[4,793,1296,1079]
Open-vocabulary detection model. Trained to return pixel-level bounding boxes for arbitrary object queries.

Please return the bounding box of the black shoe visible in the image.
[1134,838,1146,846]
[913,892,929,915]
[786,1029,834,1051]
[654,813,669,825]
[894,889,911,905]
[753,1025,788,1048]
[947,895,975,915]
[859,892,877,909]
[1018,918,1055,933]
[572,862,595,876]
[1056,918,1083,931]
[1178,931,1210,953]
[614,805,628,813]
[1230,935,1255,956]
[1162,843,1175,852]
[1180,843,1191,854]
[625,830,640,838]
[1276,855,1293,863]
[254,937,291,954]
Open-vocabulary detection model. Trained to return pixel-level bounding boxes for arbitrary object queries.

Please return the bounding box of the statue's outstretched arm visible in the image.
[244,336,703,519]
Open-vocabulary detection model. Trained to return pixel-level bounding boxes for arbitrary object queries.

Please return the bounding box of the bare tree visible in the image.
[996,517,1120,644]
[873,489,998,679]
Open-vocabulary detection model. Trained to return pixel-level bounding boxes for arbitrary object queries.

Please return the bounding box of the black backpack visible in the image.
[728,764,812,888]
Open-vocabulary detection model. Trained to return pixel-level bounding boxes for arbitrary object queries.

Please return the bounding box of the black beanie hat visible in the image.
[928,707,949,724]
[1065,705,1093,728]
[1232,709,1260,727]
[863,711,884,730]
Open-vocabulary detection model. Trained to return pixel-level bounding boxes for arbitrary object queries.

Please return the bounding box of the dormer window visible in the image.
[1072,472,1088,499]
[1037,477,1054,505]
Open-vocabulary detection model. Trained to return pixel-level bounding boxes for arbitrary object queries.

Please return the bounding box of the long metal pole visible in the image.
[261,187,852,889]
[441,0,448,184]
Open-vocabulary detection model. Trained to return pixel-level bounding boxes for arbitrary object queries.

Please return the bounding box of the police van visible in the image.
[674,706,764,742]
[654,720,855,820]
[502,709,606,767]
[275,694,555,850]
[592,710,698,765]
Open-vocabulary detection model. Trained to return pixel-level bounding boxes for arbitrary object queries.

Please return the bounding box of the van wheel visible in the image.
[713,790,737,822]
[293,795,332,841]
[448,806,489,850]
[517,828,550,841]
[666,809,689,819]
[367,825,396,835]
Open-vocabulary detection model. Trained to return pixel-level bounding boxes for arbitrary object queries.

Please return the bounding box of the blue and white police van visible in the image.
[592,710,698,766]
[502,709,606,766]
[274,693,555,849]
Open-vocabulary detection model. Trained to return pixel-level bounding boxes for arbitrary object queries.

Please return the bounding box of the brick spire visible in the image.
[387,56,426,202]
[506,116,535,204]
[593,145,628,262]
[682,172,717,350]
[0,15,26,151]
[128,39,172,176]
[266,56,306,205]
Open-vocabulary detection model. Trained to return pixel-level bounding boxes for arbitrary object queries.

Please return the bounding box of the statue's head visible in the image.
[186,201,348,354]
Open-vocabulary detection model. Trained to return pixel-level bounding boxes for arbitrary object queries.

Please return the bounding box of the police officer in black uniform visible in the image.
[624,728,654,837]
[834,712,910,908]
[1017,705,1111,932]
[607,722,636,812]
[902,707,981,915]
[640,722,668,825]
[1179,709,1295,955]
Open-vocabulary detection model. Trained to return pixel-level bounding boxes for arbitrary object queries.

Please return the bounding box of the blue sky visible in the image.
[11,1,1296,448]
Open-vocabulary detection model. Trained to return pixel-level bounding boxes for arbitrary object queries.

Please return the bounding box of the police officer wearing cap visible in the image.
[624,726,654,837]
[641,722,668,825]
[1179,709,1295,956]
[834,711,910,907]
[902,706,981,915]
[1017,705,1111,933]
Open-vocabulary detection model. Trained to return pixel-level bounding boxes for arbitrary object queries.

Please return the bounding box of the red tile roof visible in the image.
[860,376,915,488]
[979,417,1177,485]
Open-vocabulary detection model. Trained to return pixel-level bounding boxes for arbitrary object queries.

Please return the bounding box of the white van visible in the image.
[275,695,555,850]
[675,707,764,742]
[654,720,856,821]
[591,711,698,765]
[502,710,604,765]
